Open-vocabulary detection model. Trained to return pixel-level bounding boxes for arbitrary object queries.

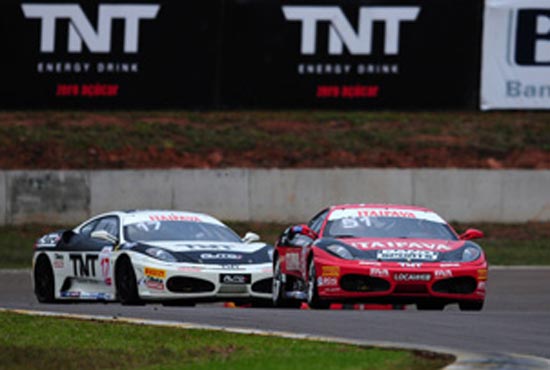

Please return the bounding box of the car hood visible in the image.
[127,240,273,264]
[342,238,465,252]
[136,240,268,253]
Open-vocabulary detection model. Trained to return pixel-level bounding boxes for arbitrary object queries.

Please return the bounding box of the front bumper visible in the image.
[130,255,272,301]
[314,256,487,304]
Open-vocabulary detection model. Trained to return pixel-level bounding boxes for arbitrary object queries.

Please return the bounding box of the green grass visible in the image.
[483,240,550,265]
[0,311,451,370]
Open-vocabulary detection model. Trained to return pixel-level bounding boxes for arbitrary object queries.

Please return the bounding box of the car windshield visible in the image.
[124,221,242,243]
[324,216,458,240]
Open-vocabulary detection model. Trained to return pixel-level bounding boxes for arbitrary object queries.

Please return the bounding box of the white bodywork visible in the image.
[32,210,273,302]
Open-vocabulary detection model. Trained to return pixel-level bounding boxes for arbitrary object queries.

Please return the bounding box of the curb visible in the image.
[1,308,548,370]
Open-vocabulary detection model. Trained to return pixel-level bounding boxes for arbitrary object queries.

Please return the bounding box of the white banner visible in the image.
[481,0,550,110]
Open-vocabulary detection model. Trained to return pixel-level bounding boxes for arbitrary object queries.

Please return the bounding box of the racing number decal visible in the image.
[69,254,98,277]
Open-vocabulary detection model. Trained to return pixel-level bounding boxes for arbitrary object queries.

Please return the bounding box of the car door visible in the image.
[63,216,120,286]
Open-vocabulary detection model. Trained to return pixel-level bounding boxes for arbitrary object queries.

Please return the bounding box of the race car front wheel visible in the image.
[307,259,330,310]
[459,300,484,311]
[272,258,301,308]
[34,255,56,303]
[115,256,142,305]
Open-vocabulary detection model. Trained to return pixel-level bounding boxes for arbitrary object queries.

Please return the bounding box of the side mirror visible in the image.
[91,230,118,244]
[291,224,318,239]
[243,232,260,244]
[459,228,484,241]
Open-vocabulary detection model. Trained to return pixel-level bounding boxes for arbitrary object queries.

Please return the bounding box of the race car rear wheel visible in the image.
[307,259,330,310]
[459,300,484,311]
[34,255,56,303]
[115,256,142,305]
[272,258,301,308]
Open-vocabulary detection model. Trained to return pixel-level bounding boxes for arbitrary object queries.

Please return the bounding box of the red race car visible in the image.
[272,204,487,311]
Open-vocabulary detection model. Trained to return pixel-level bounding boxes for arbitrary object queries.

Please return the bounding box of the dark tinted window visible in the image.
[308,209,329,234]
[324,217,457,240]
[93,217,120,239]
[80,220,98,237]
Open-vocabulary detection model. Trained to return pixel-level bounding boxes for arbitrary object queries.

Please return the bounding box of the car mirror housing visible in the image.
[459,228,484,241]
[90,230,118,244]
[291,224,318,239]
[243,231,260,244]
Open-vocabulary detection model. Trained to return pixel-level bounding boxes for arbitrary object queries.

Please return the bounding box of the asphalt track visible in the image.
[1,268,549,363]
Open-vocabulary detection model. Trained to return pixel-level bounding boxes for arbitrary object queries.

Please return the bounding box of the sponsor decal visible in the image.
[317,85,379,99]
[439,263,460,267]
[377,249,438,261]
[220,274,251,284]
[393,273,431,282]
[37,233,61,248]
[53,253,64,269]
[69,254,98,277]
[61,291,81,298]
[477,269,488,281]
[321,265,340,277]
[317,276,338,287]
[145,267,166,279]
[286,252,300,270]
[434,270,453,279]
[200,253,242,260]
[283,6,419,56]
[149,214,202,222]
[221,264,244,270]
[398,262,423,268]
[177,266,203,273]
[370,268,389,278]
[22,4,160,54]
[175,244,233,251]
[328,208,446,224]
[352,241,451,251]
[56,83,119,97]
[481,0,550,109]
[145,277,164,290]
[358,261,381,266]
[99,246,112,286]
[79,292,112,300]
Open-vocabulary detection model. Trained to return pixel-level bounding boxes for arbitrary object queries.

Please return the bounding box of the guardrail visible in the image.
[1,169,548,224]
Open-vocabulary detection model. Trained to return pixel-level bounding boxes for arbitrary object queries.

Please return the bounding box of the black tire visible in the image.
[115,256,142,305]
[416,302,446,311]
[34,255,56,303]
[459,300,484,311]
[272,258,301,308]
[307,259,330,310]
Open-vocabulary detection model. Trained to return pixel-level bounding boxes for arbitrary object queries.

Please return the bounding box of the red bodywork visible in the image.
[275,204,487,307]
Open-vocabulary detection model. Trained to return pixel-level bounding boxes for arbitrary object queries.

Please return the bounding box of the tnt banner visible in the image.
[481,0,550,110]
[220,0,483,109]
[0,0,220,108]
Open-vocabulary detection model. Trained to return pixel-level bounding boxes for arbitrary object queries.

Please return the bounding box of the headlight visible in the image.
[145,247,177,262]
[326,245,354,260]
[462,246,481,262]
[267,248,274,262]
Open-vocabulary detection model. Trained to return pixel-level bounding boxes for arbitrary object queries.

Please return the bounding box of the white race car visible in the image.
[32,210,273,306]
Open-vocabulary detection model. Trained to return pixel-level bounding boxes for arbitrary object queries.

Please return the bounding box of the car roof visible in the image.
[329,203,436,213]
[76,209,225,229]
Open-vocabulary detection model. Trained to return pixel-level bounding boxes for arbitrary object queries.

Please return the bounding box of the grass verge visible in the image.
[1,222,549,269]
[0,311,451,370]
[1,111,549,169]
